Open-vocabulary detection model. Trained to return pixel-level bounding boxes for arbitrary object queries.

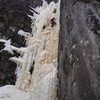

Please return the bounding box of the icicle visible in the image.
[18,30,31,37]
[13,47,28,54]
[42,0,48,9]
[9,57,24,66]
[27,14,35,20]
[29,9,39,15]
[0,39,14,54]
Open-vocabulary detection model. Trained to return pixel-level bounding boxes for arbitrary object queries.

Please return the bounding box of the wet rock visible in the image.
[0,0,32,86]
[58,0,100,100]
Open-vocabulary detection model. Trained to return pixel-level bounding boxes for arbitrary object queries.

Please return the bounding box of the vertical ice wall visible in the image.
[0,0,60,100]
[29,1,60,99]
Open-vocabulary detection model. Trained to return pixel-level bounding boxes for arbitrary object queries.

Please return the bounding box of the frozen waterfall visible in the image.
[0,0,60,100]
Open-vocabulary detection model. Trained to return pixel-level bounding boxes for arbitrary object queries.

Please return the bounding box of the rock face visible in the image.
[0,0,32,86]
[58,0,100,100]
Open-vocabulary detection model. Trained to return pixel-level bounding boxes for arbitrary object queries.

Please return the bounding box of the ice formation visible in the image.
[0,0,60,100]
[0,85,29,100]
[0,39,15,54]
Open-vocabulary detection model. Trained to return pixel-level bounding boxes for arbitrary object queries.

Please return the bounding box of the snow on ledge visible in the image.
[0,85,29,100]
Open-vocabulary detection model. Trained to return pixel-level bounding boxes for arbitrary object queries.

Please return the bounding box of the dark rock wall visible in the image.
[58,0,100,100]
[0,0,32,86]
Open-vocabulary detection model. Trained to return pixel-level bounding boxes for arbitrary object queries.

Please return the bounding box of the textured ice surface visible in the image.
[0,85,29,100]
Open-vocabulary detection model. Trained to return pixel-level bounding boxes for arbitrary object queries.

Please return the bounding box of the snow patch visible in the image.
[0,85,29,100]
[0,39,14,54]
